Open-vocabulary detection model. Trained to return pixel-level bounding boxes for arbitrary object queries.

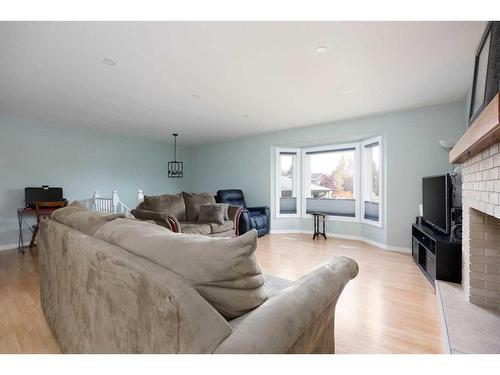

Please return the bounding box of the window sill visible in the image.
[302,213,359,223]
[361,218,383,228]
[275,213,301,219]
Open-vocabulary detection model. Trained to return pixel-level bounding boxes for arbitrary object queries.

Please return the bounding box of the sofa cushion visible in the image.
[199,204,225,225]
[183,192,216,221]
[95,219,268,319]
[208,220,234,234]
[211,230,236,238]
[143,193,186,221]
[180,222,212,235]
[50,201,125,236]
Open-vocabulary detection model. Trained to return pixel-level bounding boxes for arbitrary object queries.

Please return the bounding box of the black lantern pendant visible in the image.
[168,133,183,178]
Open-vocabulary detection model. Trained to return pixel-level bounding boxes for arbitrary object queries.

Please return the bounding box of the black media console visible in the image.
[412,220,462,286]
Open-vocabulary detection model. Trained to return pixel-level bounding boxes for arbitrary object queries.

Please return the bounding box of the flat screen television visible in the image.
[422,175,451,234]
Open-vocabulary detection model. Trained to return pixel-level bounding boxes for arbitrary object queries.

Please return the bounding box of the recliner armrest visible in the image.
[247,206,270,235]
[213,256,359,354]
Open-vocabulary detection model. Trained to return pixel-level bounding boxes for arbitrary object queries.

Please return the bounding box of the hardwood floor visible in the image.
[0,234,442,354]
[0,247,60,353]
[257,234,443,354]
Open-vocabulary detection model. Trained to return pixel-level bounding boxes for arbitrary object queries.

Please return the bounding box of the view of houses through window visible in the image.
[278,151,299,215]
[280,154,294,198]
[306,148,355,199]
[362,139,381,223]
[304,146,357,217]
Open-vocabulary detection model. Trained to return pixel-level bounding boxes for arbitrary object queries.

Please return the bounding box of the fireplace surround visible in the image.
[461,143,500,310]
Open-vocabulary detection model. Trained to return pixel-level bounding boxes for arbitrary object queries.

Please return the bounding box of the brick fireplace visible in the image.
[461,142,500,310]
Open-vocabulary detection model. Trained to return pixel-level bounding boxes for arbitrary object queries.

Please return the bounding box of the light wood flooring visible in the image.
[0,234,442,354]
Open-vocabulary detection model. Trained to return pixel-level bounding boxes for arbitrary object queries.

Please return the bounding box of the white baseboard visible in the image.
[268,229,305,234]
[269,229,411,254]
[0,243,19,252]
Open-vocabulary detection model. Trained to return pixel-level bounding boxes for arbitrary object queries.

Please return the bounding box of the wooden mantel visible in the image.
[449,93,500,164]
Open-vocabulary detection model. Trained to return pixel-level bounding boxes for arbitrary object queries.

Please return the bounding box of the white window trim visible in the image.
[360,136,384,228]
[301,142,361,222]
[275,147,301,218]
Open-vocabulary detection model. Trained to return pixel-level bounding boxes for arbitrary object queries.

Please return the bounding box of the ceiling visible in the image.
[0,21,486,145]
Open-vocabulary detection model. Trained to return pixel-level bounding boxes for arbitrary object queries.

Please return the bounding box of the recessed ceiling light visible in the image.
[102,58,117,66]
[314,46,328,56]
[242,114,250,118]
[191,94,200,100]
[342,89,358,94]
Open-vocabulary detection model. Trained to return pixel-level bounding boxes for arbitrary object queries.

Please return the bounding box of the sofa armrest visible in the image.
[132,209,179,232]
[167,216,181,233]
[213,256,358,354]
[227,205,243,236]
[131,208,169,222]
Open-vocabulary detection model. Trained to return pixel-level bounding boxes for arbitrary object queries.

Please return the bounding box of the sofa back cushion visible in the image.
[183,192,216,221]
[95,219,268,319]
[50,201,125,236]
[143,193,186,221]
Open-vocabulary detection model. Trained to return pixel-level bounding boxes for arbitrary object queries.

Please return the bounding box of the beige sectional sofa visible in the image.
[131,192,242,237]
[38,203,359,353]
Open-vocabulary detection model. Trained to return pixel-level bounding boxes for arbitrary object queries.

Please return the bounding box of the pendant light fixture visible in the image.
[168,133,183,178]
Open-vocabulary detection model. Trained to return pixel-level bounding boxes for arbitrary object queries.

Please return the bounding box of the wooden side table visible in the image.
[311,212,327,240]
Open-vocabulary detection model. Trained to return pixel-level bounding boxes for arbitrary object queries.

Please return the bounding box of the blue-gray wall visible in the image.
[191,101,467,248]
[0,114,191,248]
[0,100,467,250]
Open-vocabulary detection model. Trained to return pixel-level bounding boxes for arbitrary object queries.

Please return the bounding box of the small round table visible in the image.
[310,212,327,240]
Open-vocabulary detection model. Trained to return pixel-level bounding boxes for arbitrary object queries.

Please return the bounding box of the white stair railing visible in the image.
[137,189,144,205]
[87,190,131,216]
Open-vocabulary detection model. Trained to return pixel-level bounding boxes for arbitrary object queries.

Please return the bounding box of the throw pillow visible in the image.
[142,193,186,221]
[198,204,226,225]
[217,203,230,220]
[50,201,125,236]
[95,219,267,319]
[182,192,216,221]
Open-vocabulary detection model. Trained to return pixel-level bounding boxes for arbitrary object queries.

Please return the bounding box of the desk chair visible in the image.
[29,200,67,248]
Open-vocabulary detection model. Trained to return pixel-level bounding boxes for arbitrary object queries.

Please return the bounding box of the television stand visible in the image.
[412,220,461,287]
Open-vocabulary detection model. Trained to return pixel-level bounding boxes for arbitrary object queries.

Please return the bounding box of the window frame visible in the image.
[360,136,383,228]
[300,142,361,222]
[275,147,301,218]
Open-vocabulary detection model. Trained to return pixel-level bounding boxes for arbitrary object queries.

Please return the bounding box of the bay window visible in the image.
[274,136,383,226]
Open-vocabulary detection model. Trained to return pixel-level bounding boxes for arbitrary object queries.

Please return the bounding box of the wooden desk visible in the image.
[17,207,58,252]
